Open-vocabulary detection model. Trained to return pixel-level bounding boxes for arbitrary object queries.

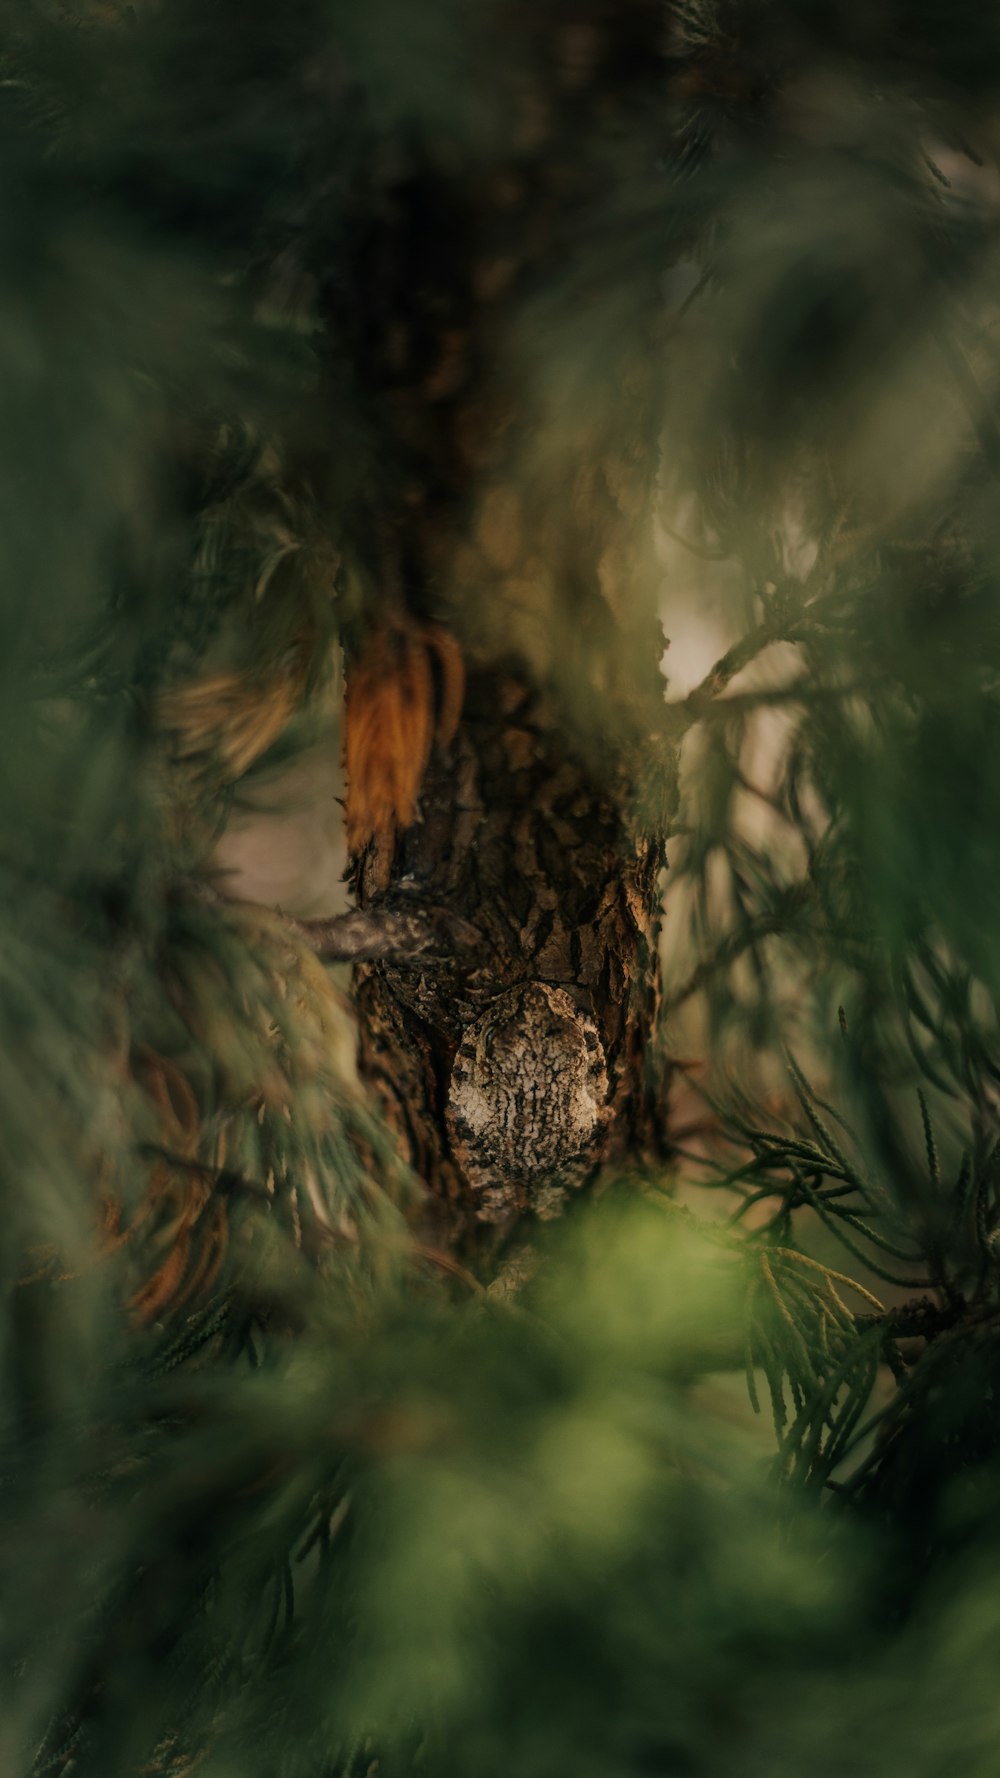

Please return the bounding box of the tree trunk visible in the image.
[353,667,671,1256]
[329,3,677,1262]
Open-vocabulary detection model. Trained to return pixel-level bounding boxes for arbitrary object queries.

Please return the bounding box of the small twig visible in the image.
[663,621,797,737]
[854,1294,965,1341]
[282,905,482,964]
[188,878,482,965]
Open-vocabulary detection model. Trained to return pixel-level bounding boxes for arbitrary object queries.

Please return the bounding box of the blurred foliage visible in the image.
[4,0,1000,1774]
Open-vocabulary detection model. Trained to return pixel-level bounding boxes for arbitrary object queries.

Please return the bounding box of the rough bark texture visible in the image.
[352,668,672,1256]
[332,2,677,1261]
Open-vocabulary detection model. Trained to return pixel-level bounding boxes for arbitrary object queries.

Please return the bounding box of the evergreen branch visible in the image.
[685,623,792,709]
[784,1051,874,1200]
[806,1343,881,1484]
[663,882,814,1010]
[761,1288,882,1481]
[735,1135,865,1198]
[792,1194,927,1267]
[725,1177,861,1223]
[760,1251,820,1382]
[853,1295,965,1340]
[663,622,801,737]
[772,1248,884,1315]
[917,1090,941,1193]
[829,1318,991,1492]
[789,1168,935,1289]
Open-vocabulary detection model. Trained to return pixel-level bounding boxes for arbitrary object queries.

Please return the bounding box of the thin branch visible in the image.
[854,1295,965,1340]
[282,905,482,964]
[667,622,794,733]
[188,878,482,965]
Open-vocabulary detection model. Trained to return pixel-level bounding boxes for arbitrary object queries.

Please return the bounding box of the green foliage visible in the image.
[0,1208,869,1776]
[4,1,1000,1775]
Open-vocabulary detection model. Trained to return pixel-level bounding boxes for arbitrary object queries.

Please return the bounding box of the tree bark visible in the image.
[327,2,677,1261]
[353,667,671,1254]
